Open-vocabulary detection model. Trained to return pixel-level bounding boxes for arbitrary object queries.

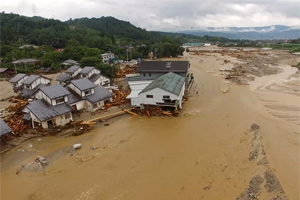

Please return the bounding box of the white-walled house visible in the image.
[67,78,113,112]
[27,84,73,129]
[101,53,115,63]
[21,75,51,98]
[56,65,81,86]
[10,73,28,92]
[128,72,186,110]
[79,67,100,79]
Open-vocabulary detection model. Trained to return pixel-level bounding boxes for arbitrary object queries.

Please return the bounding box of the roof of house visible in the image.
[22,84,46,98]
[89,74,101,83]
[63,59,79,65]
[140,72,185,96]
[10,73,27,83]
[56,73,72,82]
[27,99,72,122]
[79,66,95,74]
[137,61,189,73]
[70,78,96,91]
[85,85,113,104]
[0,117,12,136]
[66,88,84,104]
[65,65,80,74]
[40,84,71,99]
[23,75,50,85]
[0,68,8,73]
[12,58,39,64]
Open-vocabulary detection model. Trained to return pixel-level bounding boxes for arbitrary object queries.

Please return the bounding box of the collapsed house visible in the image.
[101,53,115,63]
[26,84,73,129]
[127,72,185,109]
[67,78,113,112]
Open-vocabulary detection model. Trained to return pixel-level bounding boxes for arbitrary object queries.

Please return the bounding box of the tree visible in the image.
[80,57,102,66]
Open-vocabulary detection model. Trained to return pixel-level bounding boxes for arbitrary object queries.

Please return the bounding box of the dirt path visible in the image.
[1,52,299,200]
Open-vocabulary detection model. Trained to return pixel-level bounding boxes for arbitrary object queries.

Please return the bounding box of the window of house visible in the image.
[56,97,65,104]
[85,89,92,96]
[65,113,71,119]
[24,84,31,89]
[163,95,170,99]
[143,73,145,77]
[146,95,153,98]
[93,103,98,108]
[82,74,88,78]
[149,73,151,77]
[13,83,17,87]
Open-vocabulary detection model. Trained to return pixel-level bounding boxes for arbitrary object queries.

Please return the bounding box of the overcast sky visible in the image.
[1,0,300,31]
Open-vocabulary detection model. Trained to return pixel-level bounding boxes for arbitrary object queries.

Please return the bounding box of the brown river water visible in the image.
[1,53,299,200]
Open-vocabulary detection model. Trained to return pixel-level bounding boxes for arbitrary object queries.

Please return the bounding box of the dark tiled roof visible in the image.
[85,85,113,104]
[10,73,27,83]
[89,74,100,83]
[26,99,72,122]
[23,75,39,85]
[40,85,70,99]
[21,84,46,98]
[0,117,12,136]
[0,68,8,73]
[140,72,185,96]
[56,73,71,82]
[79,66,95,74]
[137,61,189,73]
[65,65,80,74]
[71,78,96,91]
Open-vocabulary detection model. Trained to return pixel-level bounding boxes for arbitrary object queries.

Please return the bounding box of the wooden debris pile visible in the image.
[69,120,97,136]
[7,98,29,112]
[131,106,178,117]
[112,89,131,105]
[5,114,28,136]
[116,65,137,78]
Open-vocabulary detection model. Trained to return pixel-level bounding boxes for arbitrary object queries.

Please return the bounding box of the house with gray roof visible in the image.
[10,73,28,92]
[21,75,51,98]
[27,84,73,129]
[128,72,186,109]
[136,61,190,84]
[61,59,79,66]
[12,58,39,65]
[0,117,12,137]
[67,78,113,112]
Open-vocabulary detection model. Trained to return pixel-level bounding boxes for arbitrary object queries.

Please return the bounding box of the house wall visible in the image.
[69,100,86,111]
[72,68,81,77]
[30,77,51,89]
[86,99,108,112]
[69,83,82,96]
[81,69,100,78]
[35,90,68,106]
[51,95,69,106]
[82,88,95,97]
[138,84,185,109]
[99,75,110,86]
[14,76,28,88]
[30,111,73,129]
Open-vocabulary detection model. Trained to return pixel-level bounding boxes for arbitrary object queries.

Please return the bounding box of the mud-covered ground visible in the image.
[1,48,299,200]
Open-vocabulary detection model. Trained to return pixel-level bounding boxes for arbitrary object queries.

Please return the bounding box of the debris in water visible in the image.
[73,144,82,150]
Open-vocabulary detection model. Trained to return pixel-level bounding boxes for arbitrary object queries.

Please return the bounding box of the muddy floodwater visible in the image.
[1,52,299,200]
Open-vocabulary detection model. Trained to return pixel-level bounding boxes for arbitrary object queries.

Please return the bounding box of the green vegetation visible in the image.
[264,43,300,52]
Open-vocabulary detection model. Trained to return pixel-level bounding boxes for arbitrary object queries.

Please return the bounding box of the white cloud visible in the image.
[0,0,299,31]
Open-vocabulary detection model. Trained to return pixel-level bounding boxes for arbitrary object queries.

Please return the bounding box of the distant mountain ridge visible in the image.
[181,25,300,40]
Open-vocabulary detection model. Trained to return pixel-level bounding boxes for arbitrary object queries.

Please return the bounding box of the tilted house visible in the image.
[27,84,73,129]
[56,65,81,86]
[0,117,12,137]
[137,61,190,84]
[10,73,28,92]
[67,78,113,112]
[21,75,51,98]
[101,53,115,63]
[129,72,186,109]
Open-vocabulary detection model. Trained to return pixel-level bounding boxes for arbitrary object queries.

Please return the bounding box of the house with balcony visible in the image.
[26,84,73,129]
[67,78,113,112]
[10,73,28,92]
[21,75,51,98]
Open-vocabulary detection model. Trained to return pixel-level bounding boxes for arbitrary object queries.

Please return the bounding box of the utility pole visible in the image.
[12,52,17,73]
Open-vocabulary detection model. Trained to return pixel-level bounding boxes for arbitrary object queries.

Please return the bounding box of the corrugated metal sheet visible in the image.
[140,72,185,96]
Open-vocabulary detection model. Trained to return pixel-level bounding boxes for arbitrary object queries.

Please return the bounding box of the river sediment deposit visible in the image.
[1,49,299,200]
